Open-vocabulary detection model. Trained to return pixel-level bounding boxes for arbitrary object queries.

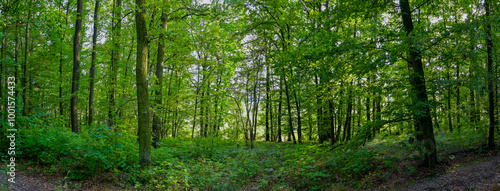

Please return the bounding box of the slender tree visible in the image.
[88,0,100,125]
[70,0,83,133]
[109,0,122,129]
[399,0,437,167]
[152,12,167,148]
[485,0,495,148]
[135,0,151,170]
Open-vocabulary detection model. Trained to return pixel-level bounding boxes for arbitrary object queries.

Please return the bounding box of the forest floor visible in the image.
[2,144,500,190]
[382,147,500,191]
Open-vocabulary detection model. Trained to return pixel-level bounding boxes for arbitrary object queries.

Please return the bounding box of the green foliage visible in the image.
[18,122,138,180]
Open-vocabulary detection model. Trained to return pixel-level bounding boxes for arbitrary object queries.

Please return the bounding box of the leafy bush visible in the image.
[18,124,139,180]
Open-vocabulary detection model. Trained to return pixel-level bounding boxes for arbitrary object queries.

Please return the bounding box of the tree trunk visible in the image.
[109,0,122,130]
[23,0,32,117]
[343,83,353,141]
[447,69,452,132]
[308,112,312,140]
[71,0,83,134]
[485,0,495,148]
[0,10,5,130]
[400,0,437,167]
[284,74,296,144]
[456,63,460,130]
[269,73,274,142]
[469,65,477,124]
[265,63,270,141]
[205,91,210,137]
[135,0,151,170]
[192,92,199,138]
[88,0,99,126]
[152,12,167,148]
[14,17,19,123]
[277,78,283,142]
[59,2,69,119]
[329,99,335,145]
[315,75,324,143]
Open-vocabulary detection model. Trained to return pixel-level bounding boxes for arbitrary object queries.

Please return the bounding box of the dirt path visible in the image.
[398,155,500,191]
[0,171,58,191]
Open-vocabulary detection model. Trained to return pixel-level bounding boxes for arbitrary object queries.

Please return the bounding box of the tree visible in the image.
[88,0,100,126]
[485,0,495,148]
[70,0,83,134]
[399,0,437,167]
[153,12,167,148]
[109,0,122,130]
[135,0,151,171]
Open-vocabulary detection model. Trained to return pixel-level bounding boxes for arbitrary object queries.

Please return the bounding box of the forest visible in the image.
[0,0,499,190]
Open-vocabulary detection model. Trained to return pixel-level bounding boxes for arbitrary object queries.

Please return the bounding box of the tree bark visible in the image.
[88,0,99,126]
[266,62,270,141]
[485,0,495,148]
[400,0,437,167]
[71,0,83,134]
[0,8,6,130]
[343,83,353,141]
[109,0,122,130]
[315,75,324,143]
[329,99,335,145]
[447,69,452,132]
[135,0,151,170]
[456,63,460,130]
[277,78,283,142]
[284,73,296,144]
[23,0,32,117]
[152,12,167,148]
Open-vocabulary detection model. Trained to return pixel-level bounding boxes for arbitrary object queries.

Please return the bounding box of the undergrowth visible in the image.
[0,116,494,190]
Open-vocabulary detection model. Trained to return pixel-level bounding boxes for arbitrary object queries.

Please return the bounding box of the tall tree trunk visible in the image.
[135,0,151,170]
[71,0,83,134]
[456,63,460,130]
[366,77,371,139]
[432,93,440,130]
[329,99,335,145]
[251,71,260,148]
[485,0,495,148]
[308,112,312,140]
[88,0,100,125]
[152,12,167,148]
[0,9,6,130]
[400,0,437,167]
[109,0,122,130]
[447,69,452,132]
[269,71,274,141]
[343,83,353,141]
[265,63,270,141]
[23,0,32,117]
[14,17,19,121]
[337,84,344,142]
[277,78,283,142]
[192,89,199,138]
[315,75,324,143]
[205,91,210,137]
[284,74,296,144]
[470,64,477,124]
[59,1,70,118]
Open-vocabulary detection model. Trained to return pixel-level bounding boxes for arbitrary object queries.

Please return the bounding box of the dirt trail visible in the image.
[0,171,57,191]
[398,155,500,191]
